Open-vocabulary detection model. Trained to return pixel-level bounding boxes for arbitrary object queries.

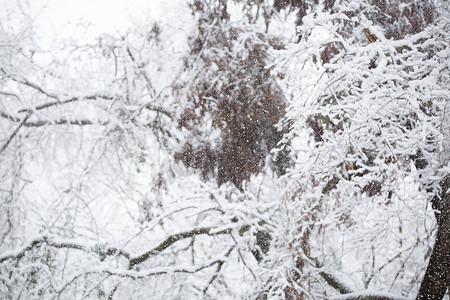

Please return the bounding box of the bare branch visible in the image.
[0,235,42,263]
[203,246,235,294]
[24,119,108,127]
[128,226,233,267]
[331,291,408,300]
[107,283,119,300]
[0,110,107,127]
[17,94,115,113]
[0,90,22,101]
[55,259,225,295]
[319,271,353,295]
[0,110,33,155]
[0,226,236,268]
[145,103,172,119]
[0,236,130,263]
[18,77,60,100]
[310,257,410,300]
[0,93,115,154]
[309,256,353,294]
[0,110,20,122]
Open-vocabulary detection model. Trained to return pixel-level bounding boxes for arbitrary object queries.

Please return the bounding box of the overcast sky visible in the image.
[2,0,174,45]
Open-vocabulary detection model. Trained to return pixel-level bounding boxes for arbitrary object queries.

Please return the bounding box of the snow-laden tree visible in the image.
[0,1,283,298]
[0,0,449,299]
[269,0,449,298]
[0,2,197,298]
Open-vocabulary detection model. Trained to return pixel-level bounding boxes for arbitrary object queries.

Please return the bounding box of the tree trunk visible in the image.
[416,175,450,299]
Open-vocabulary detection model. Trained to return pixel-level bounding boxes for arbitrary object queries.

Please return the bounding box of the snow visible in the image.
[1,1,448,299]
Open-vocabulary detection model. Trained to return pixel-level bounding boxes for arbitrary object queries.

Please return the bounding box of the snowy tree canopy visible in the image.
[0,0,448,299]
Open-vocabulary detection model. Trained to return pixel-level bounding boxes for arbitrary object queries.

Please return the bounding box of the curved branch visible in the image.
[310,257,410,300]
[0,225,236,268]
[128,226,233,267]
[23,119,107,127]
[331,291,408,300]
[203,246,235,294]
[1,110,107,127]
[0,110,33,154]
[0,92,115,154]
[17,94,115,113]
[0,110,21,122]
[55,258,226,295]
[145,103,172,119]
[310,256,352,294]
[0,236,130,263]
[0,69,58,100]
[0,235,42,263]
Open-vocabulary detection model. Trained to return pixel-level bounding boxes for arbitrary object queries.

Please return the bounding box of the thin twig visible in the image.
[0,110,33,155]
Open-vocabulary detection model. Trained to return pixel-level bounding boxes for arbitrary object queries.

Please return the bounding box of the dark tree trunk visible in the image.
[416,175,450,300]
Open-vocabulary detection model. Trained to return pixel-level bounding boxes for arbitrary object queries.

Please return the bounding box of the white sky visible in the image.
[2,0,170,45]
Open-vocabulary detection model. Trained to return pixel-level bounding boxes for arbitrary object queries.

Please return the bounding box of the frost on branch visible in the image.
[0,0,449,299]
[273,0,448,298]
